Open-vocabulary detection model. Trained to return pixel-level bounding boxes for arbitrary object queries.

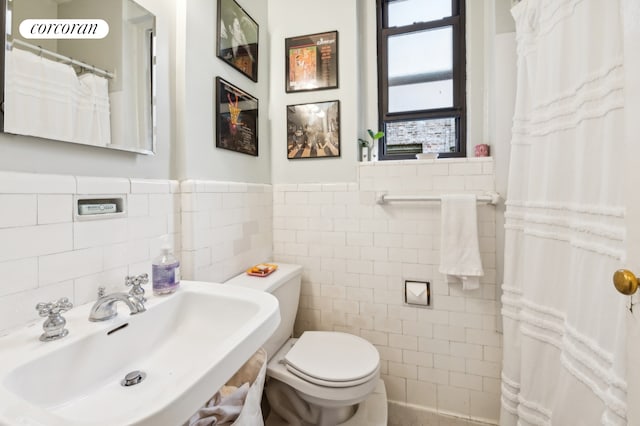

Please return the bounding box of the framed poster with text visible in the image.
[215,77,258,156]
[285,31,338,93]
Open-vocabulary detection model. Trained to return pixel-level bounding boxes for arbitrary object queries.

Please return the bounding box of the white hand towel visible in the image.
[439,194,484,290]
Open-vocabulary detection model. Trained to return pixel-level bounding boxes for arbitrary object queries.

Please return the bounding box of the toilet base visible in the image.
[264,379,387,426]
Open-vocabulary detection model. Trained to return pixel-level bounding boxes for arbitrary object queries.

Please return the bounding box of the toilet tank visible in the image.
[224,263,302,360]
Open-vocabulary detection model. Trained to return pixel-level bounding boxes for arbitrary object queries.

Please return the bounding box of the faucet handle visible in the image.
[36,297,73,316]
[126,273,149,303]
[97,286,106,298]
[35,297,73,342]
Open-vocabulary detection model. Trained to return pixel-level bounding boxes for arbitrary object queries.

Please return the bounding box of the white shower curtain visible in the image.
[501,0,629,425]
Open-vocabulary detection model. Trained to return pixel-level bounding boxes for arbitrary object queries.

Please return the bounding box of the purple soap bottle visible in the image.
[152,242,180,295]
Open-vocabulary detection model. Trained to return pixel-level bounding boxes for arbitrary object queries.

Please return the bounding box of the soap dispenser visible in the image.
[152,238,180,295]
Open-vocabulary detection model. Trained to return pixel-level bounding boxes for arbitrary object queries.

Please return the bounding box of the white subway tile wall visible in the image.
[0,172,180,333]
[0,174,275,334]
[273,158,501,423]
[180,180,273,283]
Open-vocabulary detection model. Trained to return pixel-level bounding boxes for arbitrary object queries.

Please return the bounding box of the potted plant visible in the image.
[358,129,384,162]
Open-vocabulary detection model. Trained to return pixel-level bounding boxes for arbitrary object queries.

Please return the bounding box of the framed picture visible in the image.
[216,77,258,156]
[285,31,338,93]
[217,0,259,82]
[287,100,340,159]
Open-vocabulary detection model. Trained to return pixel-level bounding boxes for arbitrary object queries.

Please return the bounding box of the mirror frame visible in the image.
[0,0,157,156]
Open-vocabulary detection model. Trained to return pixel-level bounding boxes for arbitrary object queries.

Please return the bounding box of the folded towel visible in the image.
[439,194,484,290]
[188,382,250,426]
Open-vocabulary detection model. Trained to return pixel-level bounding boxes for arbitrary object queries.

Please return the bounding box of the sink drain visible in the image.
[121,370,146,387]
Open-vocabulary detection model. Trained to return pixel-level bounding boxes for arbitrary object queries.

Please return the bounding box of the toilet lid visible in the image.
[284,332,380,386]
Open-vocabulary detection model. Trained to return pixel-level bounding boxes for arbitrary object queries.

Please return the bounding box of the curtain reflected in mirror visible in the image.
[1,0,156,155]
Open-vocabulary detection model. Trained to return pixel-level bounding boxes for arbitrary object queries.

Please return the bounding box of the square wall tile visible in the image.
[76,176,129,194]
[0,224,73,263]
[0,194,37,228]
[130,179,171,194]
[437,385,470,417]
[0,280,74,333]
[0,171,75,194]
[74,219,129,249]
[38,195,73,225]
[38,248,103,285]
[0,258,38,297]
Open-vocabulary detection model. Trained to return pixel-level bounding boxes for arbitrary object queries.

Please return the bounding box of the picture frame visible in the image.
[285,31,338,93]
[215,77,258,156]
[287,100,340,159]
[216,0,259,82]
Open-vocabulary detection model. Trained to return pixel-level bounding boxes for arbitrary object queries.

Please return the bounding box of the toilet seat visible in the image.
[285,364,378,388]
[284,332,380,388]
[267,337,381,408]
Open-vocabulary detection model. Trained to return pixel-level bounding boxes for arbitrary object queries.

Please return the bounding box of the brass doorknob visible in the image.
[613,269,639,295]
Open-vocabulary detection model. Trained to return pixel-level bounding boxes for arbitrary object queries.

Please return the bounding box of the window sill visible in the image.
[359,156,493,166]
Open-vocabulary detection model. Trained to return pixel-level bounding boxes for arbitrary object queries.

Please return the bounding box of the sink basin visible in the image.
[0,281,280,426]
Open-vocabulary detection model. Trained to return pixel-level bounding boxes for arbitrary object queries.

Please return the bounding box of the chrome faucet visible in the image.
[35,297,73,341]
[89,288,146,322]
[126,273,149,303]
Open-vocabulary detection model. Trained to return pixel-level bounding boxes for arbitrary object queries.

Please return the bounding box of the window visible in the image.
[377,0,466,159]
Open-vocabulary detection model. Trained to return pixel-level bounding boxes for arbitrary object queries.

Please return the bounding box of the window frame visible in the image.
[376,0,466,160]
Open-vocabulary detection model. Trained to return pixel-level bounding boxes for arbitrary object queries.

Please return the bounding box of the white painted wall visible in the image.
[267,0,488,182]
[0,0,174,179]
[359,0,380,160]
[2,0,272,183]
[487,0,515,332]
[466,0,489,152]
[491,33,516,332]
[0,0,513,184]
[268,0,359,184]
[495,0,516,34]
[175,0,271,184]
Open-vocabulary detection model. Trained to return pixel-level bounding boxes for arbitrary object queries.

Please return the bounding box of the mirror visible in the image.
[0,0,156,155]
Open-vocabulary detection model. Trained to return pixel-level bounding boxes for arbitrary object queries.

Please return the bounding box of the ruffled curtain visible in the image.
[501,0,628,424]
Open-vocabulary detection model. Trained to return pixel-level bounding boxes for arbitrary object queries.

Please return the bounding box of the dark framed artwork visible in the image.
[287,100,340,159]
[285,31,338,93]
[217,0,259,82]
[216,77,258,156]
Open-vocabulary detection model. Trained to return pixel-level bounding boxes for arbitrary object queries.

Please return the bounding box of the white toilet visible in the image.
[225,263,387,426]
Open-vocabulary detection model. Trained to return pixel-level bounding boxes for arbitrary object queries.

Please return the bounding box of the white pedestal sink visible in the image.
[0,281,280,426]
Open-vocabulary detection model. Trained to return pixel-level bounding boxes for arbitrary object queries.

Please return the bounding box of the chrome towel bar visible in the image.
[376,192,501,205]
